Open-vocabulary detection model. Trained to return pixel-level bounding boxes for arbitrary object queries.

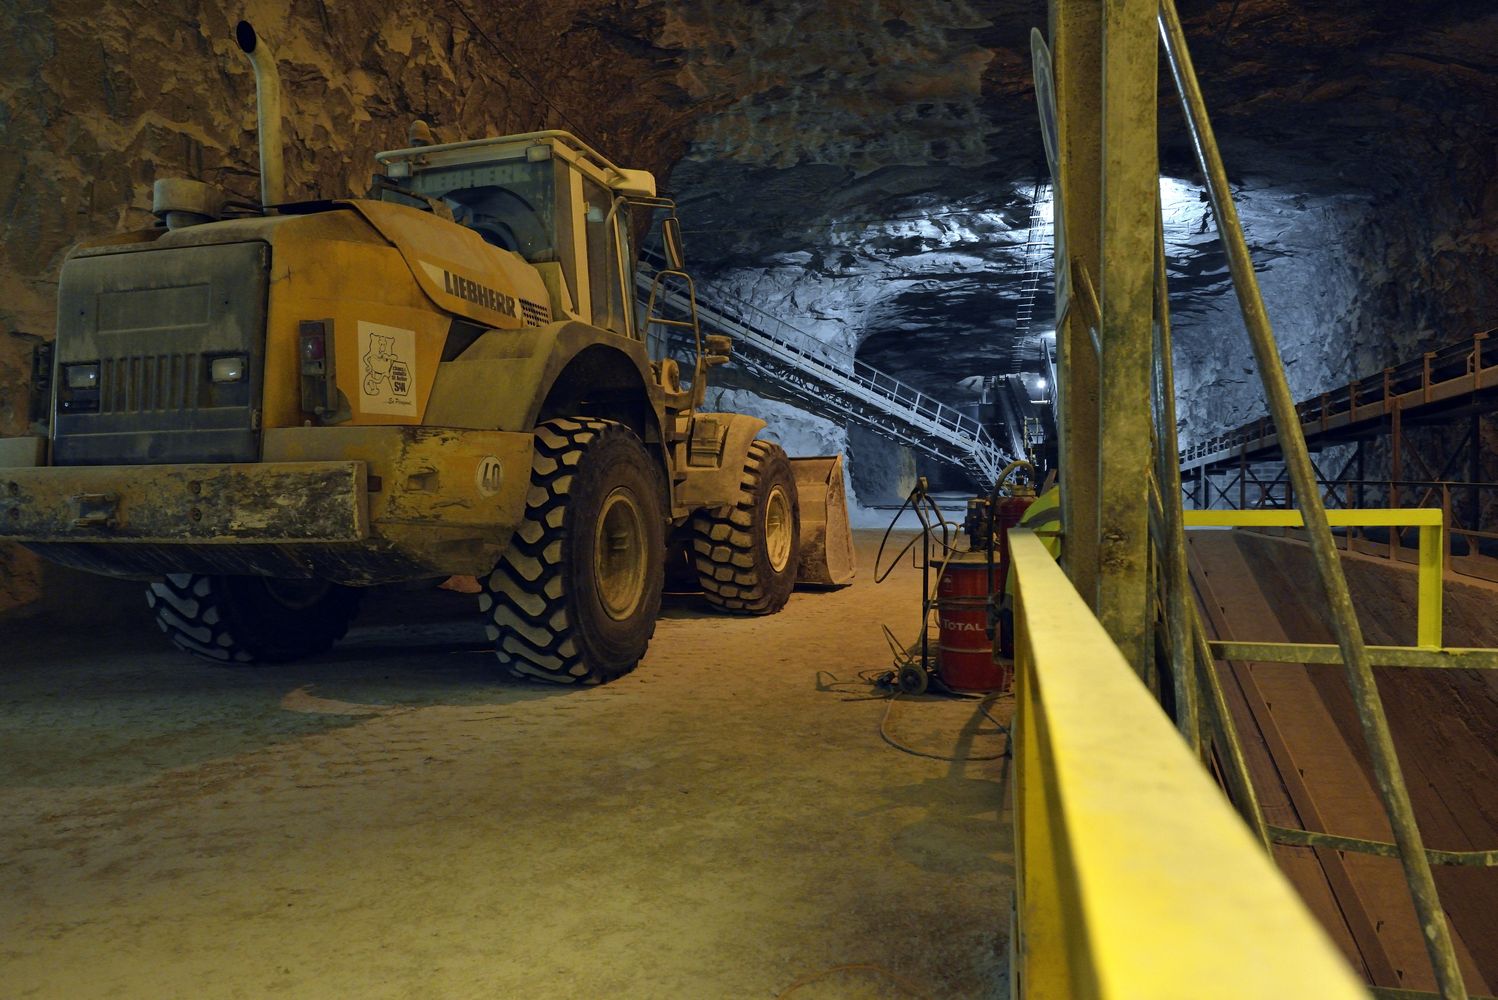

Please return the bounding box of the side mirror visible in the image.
[663,216,686,271]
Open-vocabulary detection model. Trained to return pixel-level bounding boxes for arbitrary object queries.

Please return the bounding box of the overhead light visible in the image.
[1036,377,1048,391]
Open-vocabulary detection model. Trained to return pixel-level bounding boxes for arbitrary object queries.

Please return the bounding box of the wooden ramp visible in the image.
[1188,530,1498,994]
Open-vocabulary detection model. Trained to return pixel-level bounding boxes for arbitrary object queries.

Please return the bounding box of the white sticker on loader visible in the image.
[358,320,417,416]
[475,456,503,497]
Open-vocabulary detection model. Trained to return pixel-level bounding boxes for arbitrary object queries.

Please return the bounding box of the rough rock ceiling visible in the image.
[654,0,1498,435]
[1,0,1496,433]
[1,0,1495,601]
[661,1,1049,397]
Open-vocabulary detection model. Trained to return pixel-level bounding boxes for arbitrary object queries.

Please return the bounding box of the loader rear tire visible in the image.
[146,575,361,664]
[480,417,664,684]
[691,439,800,615]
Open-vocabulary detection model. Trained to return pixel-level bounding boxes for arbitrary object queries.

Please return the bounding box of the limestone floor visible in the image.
[0,531,1011,999]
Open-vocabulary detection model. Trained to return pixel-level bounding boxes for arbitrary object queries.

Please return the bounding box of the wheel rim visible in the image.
[261,578,330,609]
[594,488,649,621]
[765,484,793,574]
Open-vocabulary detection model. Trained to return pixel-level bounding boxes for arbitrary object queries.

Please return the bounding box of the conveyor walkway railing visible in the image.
[1181,328,1498,472]
[1182,327,1498,585]
[637,251,1011,487]
[1007,528,1366,999]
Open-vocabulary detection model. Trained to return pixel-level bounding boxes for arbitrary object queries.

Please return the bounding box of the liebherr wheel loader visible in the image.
[0,22,855,683]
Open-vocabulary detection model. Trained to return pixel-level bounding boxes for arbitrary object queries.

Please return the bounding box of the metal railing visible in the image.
[1180,510,1498,983]
[1011,182,1053,345]
[1007,528,1366,999]
[637,250,1010,487]
[1154,0,1471,990]
[1182,329,1498,468]
[1189,470,1498,586]
[1185,508,1448,650]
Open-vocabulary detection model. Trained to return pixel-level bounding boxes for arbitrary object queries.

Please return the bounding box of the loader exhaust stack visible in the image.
[235,20,285,210]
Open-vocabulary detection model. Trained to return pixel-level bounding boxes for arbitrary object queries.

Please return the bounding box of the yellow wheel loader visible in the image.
[0,22,854,683]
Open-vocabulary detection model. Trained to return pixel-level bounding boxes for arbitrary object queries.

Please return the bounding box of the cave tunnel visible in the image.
[2,1,1497,997]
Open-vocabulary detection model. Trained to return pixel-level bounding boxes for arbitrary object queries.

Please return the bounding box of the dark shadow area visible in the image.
[0,582,573,789]
[658,589,716,620]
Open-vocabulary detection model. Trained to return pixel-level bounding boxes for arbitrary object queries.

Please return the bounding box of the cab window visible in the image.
[583,178,628,336]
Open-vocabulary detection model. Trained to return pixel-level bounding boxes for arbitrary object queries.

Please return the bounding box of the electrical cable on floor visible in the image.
[879,690,1010,763]
[977,699,1008,733]
[774,962,931,999]
[818,666,1011,760]
[814,668,896,700]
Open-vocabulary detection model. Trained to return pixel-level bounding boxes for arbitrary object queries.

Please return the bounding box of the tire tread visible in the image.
[690,439,798,614]
[482,418,660,684]
[145,574,358,664]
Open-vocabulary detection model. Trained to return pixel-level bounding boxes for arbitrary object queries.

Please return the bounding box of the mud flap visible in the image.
[789,454,856,586]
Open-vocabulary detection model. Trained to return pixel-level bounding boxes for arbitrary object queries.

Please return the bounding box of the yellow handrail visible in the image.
[1008,529,1364,998]
[1182,508,1443,648]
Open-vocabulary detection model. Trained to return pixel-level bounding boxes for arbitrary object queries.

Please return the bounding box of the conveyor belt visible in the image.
[636,251,1012,486]
[1188,530,1498,994]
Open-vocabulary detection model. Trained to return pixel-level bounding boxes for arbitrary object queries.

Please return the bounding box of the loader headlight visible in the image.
[210,355,248,383]
[58,362,100,413]
[64,363,99,390]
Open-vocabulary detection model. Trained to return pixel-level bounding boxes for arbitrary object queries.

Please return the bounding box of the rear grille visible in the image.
[100,353,202,413]
[53,240,269,466]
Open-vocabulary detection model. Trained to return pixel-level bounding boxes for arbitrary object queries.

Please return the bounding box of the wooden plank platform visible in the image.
[1188,530,1498,994]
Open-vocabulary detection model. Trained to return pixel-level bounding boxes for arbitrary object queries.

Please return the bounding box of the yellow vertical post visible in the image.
[1418,521,1443,649]
[1441,483,1453,574]
[1095,0,1158,667]
[1051,0,1103,610]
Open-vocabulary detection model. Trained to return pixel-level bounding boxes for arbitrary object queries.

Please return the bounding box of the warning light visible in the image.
[300,330,326,361]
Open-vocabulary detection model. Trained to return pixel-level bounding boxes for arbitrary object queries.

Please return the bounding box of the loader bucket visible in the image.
[790,454,856,587]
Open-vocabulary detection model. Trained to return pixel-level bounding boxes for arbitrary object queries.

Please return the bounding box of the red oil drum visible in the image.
[936,552,1010,692]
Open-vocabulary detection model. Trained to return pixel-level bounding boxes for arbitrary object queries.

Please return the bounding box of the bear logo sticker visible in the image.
[358,321,417,416]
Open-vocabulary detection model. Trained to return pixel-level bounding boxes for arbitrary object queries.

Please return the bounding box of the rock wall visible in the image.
[848,424,917,505]
[1168,156,1498,444]
[0,0,689,613]
[660,0,1498,457]
[1161,2,1498,441]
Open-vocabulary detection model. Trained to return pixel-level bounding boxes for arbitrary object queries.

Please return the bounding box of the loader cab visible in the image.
[376,131,656,340]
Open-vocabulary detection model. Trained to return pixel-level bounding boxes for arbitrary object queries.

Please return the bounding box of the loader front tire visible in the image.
[146,575,361,663]
[691,439,800,615]
[481,418,664,684]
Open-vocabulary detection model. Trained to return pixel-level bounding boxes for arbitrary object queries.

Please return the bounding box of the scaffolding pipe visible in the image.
[1157,1,1466,995]
[1190,610,1270,851]
[1152,189,1201,754]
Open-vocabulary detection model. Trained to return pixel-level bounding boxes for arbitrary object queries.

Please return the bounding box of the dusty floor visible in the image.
[0,531,1012,999]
